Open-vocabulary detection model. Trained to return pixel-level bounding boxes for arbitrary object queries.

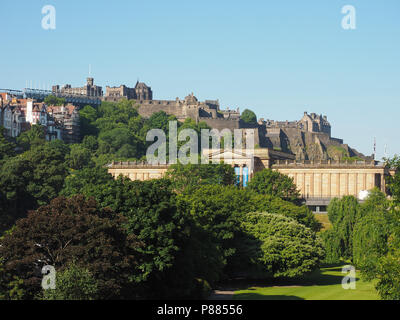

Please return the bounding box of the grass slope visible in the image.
[234,266,379,300]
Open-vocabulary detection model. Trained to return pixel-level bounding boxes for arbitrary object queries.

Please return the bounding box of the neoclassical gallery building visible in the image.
[107,148,394,213]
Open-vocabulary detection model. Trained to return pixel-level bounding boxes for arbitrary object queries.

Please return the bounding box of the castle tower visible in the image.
[135,81,153,101]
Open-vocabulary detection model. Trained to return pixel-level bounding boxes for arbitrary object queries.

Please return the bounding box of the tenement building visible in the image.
[0,92,80,143]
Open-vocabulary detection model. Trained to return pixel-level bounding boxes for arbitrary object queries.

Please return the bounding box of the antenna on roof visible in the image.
[89,64,91,76]
[373,137,377,160]
[384,144,388,159]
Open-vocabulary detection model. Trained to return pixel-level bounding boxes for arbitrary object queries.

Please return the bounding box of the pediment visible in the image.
[208,149,254,160]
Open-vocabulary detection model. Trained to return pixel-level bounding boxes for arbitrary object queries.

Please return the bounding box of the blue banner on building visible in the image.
[243,167,249,187]
[234,167,241,186]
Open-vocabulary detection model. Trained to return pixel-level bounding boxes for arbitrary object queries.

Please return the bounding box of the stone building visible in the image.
[136,92,240,131]
[106,148,391,213]
[47,104,81,143]
[0,92,80,143]
[52,77,103,97]
[104,81,153,102]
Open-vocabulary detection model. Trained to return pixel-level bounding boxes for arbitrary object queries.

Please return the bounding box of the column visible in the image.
[363,173,367,190]
[327,173,331,198]
[319,173,323,197]
[310,173,314,198]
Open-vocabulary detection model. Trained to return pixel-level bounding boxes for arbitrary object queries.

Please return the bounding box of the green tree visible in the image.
[176,185,320,277]
[61,175,223,298]
[0,127,15,161]
[79,105,99,137]
[0,196,143,300]
[248,169,302,204]
[385,155,400,203]
[61,166,114,198]
[21,142,69,206]
[17,124,46,151]
[166,163,235,192]
[41,263,98,300]
[66,144,93,170]
[323,196,361,262]
[44,95,66,106]
[374,247,400,300]
[0,157,36,232]
[97,127,141,158]
[241,109,257,124]
[240,213,324,278]
[81,135,98,152]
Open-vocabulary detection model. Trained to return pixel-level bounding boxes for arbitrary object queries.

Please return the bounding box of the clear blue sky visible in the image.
[1,0,399,160]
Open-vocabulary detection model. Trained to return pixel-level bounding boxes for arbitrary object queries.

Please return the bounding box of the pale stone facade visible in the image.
[107,151,390,213]
[272,160,387,198]
[107,162,169,181]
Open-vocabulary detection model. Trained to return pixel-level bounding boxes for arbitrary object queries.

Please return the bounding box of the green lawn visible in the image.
[233,266,379,300]
[314,213,332,231]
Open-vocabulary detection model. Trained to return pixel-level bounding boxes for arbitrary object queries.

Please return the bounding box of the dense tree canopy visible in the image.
[248,169,302,204]
[240,213,324,278]
[176,185,321,276]
[323,196,361,263]
[40,263,99,300]
[385,155,400,203]
[0,196,143,300]
[44,95,66,106]
[0,127,15,161]
[166,163,235,192]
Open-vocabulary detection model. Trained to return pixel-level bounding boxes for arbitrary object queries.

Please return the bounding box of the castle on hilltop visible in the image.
[260,112,331,136]
[48,77,369,161]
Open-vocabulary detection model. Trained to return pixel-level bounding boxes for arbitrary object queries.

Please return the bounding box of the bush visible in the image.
[40,263,98,300]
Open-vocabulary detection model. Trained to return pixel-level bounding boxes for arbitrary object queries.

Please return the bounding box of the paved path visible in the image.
[208,289,235,300]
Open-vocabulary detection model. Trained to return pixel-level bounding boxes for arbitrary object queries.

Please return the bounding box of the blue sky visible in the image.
[1,0,399,160]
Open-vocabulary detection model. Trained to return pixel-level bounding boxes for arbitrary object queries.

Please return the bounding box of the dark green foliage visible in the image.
[66,144,93,170]
[241,213,324,277]
[374,247,400,300]
[0,127,15,161]
[21,142,69,206]
[176,185,321,277]
[240,109,257,124]
[323,196,361,262]
[79,105,99,137]
[250,194,321,232]
[0,196,143,300]
[166,162,235,192]
[385,155,400,203]
[44,95,66,106]
[61,167,114,198]
[352,210,389,274]
[40,262,99,300]
[61,175,223,299]
[17,124,46,151]
[248,169,302,204]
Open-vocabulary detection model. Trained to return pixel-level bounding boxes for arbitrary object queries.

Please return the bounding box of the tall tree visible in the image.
[240,213,324,278]
[0,196,143,300]
[248,169,302,204]
[240,109,257,125]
